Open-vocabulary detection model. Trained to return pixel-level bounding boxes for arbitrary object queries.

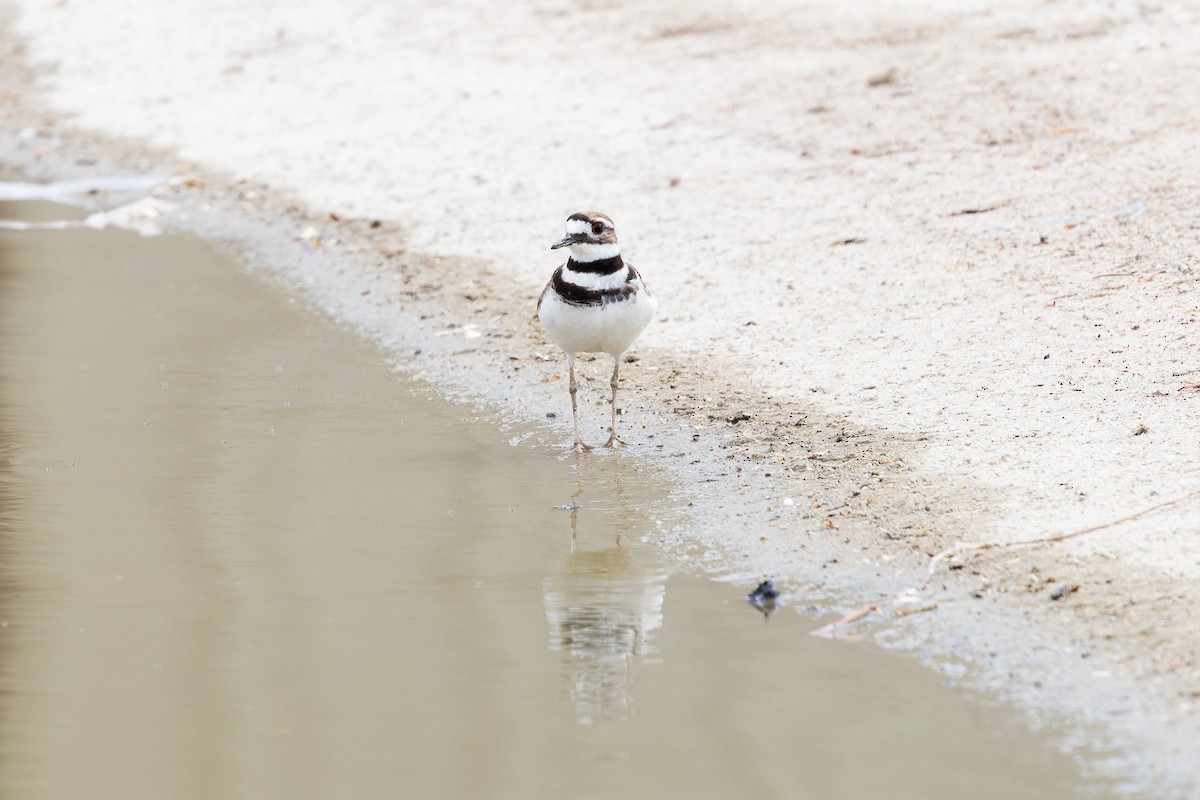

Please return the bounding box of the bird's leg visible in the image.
[603,355,625,448]
[568,354,591,451]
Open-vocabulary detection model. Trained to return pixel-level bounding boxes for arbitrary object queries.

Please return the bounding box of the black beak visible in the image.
[550,234,579,250]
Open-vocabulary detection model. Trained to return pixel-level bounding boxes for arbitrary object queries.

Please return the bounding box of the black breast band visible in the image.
[553,267,636,307]
[566,255,624,275]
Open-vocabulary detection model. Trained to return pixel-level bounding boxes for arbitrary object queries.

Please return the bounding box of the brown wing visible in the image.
[536,267,562,316]
[626,262,651,294]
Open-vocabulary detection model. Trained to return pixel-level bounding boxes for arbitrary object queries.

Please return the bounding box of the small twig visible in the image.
[1007,487,1200,547]
[949,205,1003,217]
[811,487,1200,638]
[823,602,884,630]
[893,602,938,619]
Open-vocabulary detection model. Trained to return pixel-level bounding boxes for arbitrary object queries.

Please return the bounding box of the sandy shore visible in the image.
[2,0,1199,792]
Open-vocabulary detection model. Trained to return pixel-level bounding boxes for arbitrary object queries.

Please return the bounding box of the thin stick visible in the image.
[893,602,938,619]
[811,487,1200,638]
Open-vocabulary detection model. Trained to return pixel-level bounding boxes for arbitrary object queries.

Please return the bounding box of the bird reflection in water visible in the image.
[542,463,667,725]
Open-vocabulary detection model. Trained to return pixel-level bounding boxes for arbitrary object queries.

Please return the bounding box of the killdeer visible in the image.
[537,212,657,451]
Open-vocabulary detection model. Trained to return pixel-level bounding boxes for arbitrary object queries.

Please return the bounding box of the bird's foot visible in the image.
[601,435,627,448]
[571,439,594,453]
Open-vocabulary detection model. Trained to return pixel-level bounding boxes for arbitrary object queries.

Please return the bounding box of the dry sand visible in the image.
[2,0,1199,792]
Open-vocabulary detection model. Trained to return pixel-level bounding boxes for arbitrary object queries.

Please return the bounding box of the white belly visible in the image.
[538,290,658,356]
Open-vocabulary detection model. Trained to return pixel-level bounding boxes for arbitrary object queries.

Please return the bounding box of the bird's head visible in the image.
[551,212,620,262]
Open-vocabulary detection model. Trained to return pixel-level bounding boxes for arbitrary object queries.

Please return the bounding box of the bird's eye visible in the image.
[590,221,605,235]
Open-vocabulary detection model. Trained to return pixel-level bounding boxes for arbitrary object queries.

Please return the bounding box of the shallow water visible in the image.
[0,198,1118,798]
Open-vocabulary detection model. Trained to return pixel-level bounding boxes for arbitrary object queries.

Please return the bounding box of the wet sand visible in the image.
[0,204,1118,797]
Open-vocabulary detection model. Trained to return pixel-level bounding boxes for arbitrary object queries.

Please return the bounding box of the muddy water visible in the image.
[0,199,1115,799]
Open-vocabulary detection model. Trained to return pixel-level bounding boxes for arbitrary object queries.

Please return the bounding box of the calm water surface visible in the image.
[0,198,1117,799]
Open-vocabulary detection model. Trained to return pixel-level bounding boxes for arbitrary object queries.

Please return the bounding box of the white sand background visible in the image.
[2,0,1200,792]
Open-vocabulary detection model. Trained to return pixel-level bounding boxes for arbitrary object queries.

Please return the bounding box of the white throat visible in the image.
[567,241,621,262]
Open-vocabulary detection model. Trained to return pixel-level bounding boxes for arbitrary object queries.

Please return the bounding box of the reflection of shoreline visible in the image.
[543,505,667,725]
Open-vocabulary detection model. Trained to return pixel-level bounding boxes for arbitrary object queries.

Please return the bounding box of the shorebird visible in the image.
[537,212,657,451]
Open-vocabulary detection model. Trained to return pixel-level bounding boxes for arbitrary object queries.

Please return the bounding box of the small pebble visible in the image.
[1050,582,1079,601]
[747,579,781,603]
